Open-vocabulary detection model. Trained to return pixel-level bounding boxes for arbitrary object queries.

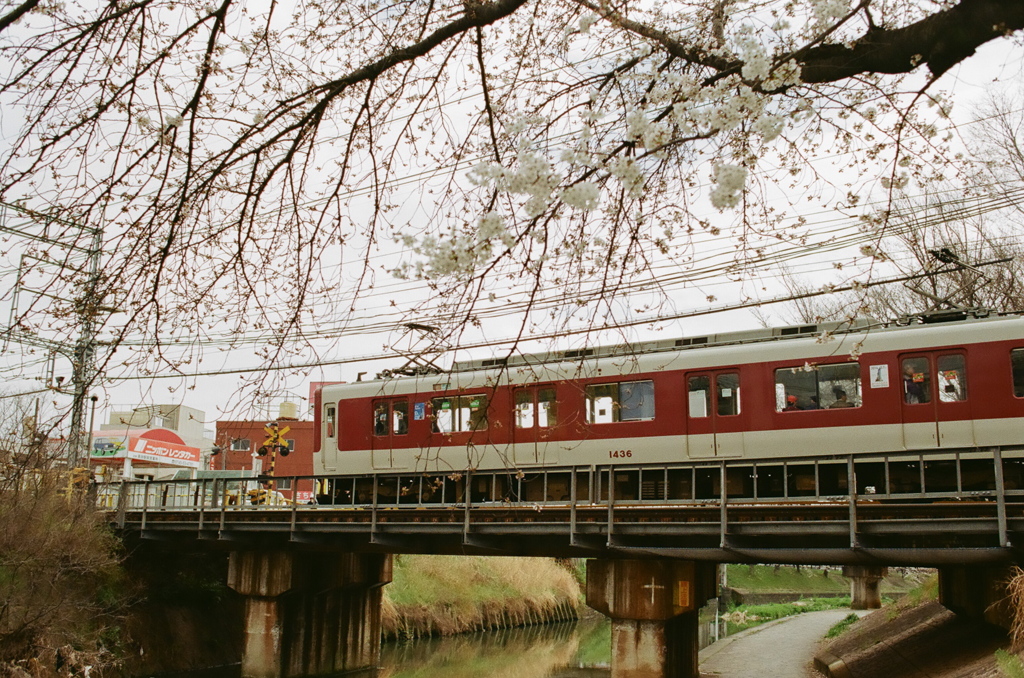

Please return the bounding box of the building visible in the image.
[102,404,213,451]
[215,402,315,502]
[90,404,216,480]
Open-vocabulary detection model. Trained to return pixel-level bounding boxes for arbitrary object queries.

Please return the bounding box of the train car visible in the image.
[312,311,1024,499]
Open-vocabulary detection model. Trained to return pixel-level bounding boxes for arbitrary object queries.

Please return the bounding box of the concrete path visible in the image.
[699,609,868,678]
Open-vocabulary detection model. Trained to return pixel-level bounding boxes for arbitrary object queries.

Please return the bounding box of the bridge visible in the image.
[105,446,1024,678]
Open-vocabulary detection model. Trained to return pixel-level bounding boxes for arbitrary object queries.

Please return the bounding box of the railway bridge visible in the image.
[106,446,1024,678]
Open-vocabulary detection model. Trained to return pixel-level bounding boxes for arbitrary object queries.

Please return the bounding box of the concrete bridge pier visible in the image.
[227,550,392,678]
[586,559,718,678]
[842,565,887,610]
[938,564,1015,629]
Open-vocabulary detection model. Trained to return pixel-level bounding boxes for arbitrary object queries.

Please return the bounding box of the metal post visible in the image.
[719,461,727,549]
[66,224,103,469]
[993,447,1009,548]
[463,471,472,544]
[847,456,858,550]
[919,454,926,496]
[569,468,577,547]
[115,480,127,528]
[606,467,615,547]
[371,475,379,542]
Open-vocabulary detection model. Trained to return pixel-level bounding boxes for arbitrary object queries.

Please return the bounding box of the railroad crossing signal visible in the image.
[258,423,291,456]
[254,421,291,495]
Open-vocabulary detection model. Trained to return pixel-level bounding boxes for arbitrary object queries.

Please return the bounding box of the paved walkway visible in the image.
[699,609,867,678]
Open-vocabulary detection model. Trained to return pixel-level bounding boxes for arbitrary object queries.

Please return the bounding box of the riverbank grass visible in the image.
[383,556,581,639]
[826,613,862,639]
[723,596,855,634]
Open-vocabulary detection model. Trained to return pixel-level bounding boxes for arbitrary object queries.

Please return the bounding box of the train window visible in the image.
[1013,349,1024,398]
[515,387,557,428]
[393,401,409,434]
[936,355,967,402]
[325,405,336,438]
[716,373,740,416]
[688,376,711,418]
[774,362,861,411]
[431,395,489,433]
[586,380,655,423]
[775,369,815,411]
[818,363,861,408]
[515,390,533,428]
[901,357,931,404]
[372,400,408,436]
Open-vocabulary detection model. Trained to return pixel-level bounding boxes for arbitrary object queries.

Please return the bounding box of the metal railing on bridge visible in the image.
[101,446,1024,564]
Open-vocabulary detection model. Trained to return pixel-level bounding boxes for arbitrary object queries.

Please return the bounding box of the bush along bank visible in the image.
[381,555,582,639]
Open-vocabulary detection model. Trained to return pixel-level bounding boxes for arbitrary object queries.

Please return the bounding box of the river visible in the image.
[170,602,731,678]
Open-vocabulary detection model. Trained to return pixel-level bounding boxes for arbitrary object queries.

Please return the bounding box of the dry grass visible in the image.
[1008,567,1024,652]
[0,470,125,676]
[381,556,581,639]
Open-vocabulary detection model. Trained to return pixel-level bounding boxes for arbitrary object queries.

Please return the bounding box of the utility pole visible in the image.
[66,222,104,469]
[0,202,104,469]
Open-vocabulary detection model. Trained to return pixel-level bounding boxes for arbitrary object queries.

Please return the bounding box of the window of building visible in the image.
[284,439,295,451]
[431,395,489,433]
[775,362,861,411]
[230,438,251,451]
[586,380,655,424]
[515,387,557,428]
[277,478,292,490]
[1013,349,1024,398]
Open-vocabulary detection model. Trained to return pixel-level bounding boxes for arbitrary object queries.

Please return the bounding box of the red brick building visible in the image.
[214,405,316,502]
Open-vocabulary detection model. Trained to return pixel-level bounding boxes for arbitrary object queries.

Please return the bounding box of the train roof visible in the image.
[317,309,1022,398]
[450,308,1014,374]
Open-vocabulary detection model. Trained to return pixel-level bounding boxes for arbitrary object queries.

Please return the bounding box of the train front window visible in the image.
[1013,349,1024,398]
[585,380,655,423]
[716,374,740,416]
[688,376,711,418]
[431,395,488,433]
[936,355,967,402]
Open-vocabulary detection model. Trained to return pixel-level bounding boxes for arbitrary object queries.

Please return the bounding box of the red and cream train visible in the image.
[312,312,1024,480]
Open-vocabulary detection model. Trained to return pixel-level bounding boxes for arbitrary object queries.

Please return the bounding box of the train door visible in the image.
[686,371,745,458]
[321,401,338,471]
[371,398,409,468]
[512,385,558,464]
[899,353,973,449]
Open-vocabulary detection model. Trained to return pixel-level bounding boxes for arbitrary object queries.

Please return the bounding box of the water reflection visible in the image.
[378,617,611,678]
[163,602,729,678]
